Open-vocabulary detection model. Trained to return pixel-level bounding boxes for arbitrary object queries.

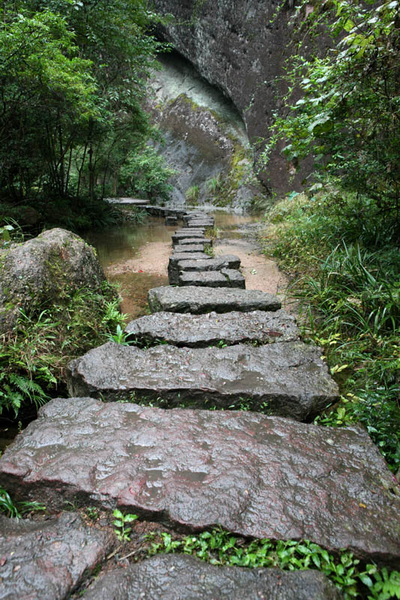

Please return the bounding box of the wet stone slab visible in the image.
[1,398,399,565]
[0,512,114,600]
[83,555,343,600]
[169,243,208,253]
[177,255,241,273]
[148,285,282,313]
[168,254,211,285]
[173,237,212,247]
[172,232,206,241]
[125,310,300,347]
[66,341,338,420]
[178,269,245,288]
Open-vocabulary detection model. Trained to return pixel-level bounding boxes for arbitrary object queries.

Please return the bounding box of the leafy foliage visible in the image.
[261,190,400,472]
[0,487,45,518]
[0,284,126,417]
[263,0,400,232]
[148,527,400,599]
[0,1,170,222]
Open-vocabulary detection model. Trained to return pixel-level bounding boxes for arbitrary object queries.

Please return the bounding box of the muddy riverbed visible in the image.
[86,212,289,320]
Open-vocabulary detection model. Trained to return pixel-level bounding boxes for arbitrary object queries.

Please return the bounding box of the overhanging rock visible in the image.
[1,398,399,566]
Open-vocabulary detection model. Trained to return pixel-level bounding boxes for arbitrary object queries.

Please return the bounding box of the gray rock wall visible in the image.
[152,0,306,194]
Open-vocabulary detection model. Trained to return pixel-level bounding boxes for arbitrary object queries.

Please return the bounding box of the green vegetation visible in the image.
[0,487,45,518]
[112,509,138,541]
[259,0,400,473]
[147,527,400,599]
[0,1,172,230]
[0,284,126,418]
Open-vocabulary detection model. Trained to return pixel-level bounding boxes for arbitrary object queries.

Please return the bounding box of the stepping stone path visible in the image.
[1,209,399,599]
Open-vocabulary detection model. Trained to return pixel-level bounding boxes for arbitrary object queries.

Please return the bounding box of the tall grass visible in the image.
[262,191,400,472]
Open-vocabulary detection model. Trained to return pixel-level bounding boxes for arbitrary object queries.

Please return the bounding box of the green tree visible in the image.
[264,0,400,238]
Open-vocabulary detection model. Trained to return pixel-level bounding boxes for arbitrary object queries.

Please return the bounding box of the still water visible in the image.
[84,211,255,320]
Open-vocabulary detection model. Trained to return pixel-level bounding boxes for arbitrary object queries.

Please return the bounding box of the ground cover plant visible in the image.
[259,0,400,473]
[146,527,400,599]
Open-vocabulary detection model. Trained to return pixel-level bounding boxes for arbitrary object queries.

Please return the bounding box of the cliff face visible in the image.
[152,0,302,194]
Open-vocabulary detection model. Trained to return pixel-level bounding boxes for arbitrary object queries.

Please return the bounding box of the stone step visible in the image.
[2,398,399,565]
[125,310,299,347]
[148,285,282,313]
[168,254,212,285]
[177,255,241,281]
[172,232,206,241]
[169,244,209,253]
[175,227,206,235]
[173,237,212,248]
[83,554,342,600]
[66,341,338,420]
[0,512,113,600]
[178,269,245,288]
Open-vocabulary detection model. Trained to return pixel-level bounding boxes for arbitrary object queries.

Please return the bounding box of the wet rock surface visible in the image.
[168,253,211,284]
[66,341,338,419]
[177,254,241,273]
[125,310,299,347]
[173,237,212,248]
[83,554,344,600]
[148,285,282,313]
[0,228,106,334]
[179,269,245,288]
[0,512,114,600]
[1,398,399,565]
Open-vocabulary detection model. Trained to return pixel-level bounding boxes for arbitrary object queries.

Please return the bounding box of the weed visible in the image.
[147,527,400,599]
[85,506,100,521]
[112,509,138,542]
[0,487,45,519]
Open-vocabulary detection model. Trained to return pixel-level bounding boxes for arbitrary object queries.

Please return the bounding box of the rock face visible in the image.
[0,512,114,600]
[0,228,106,334]
[152,0,306,193]
[125,310,299,347]
[66,341,338,419]
[1,398,399,565]
[148,285,282,313]
[83,555,343,600]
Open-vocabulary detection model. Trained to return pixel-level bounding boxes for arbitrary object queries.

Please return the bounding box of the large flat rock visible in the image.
[169,243,208,253]
[0,512,114,600]
[172,232,206,241]
[173,237,212,248]
[179,269,245,288]
[1,398,399,565]
[83,555,343,600]
[148,285,282,313]
[125,310,299,347]
[66,341,338,419]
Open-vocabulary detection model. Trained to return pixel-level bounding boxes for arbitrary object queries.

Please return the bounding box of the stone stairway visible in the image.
[0,210,399,599]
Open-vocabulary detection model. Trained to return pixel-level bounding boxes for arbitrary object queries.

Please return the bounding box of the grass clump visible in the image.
[261,189,400,472]
[147,527,400,600]
[0,283,126,419]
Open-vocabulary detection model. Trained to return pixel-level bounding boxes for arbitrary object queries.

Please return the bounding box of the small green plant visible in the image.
[112,509,139,542]
[148,527,400,599]
[204,245,215,257]
[85,506,100,521]
[0,487,45,519]
[185,185,200,205]
[105,324,130,345]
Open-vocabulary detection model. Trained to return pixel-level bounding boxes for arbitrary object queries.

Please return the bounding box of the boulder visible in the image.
[124,310,299,347]
[0,228,106,334]
[148,285,281,313]
[66,341,338,420]
[178,269,245,288]
[83,555,343,600]
[1,397,399,565]
[0,512,114,600]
